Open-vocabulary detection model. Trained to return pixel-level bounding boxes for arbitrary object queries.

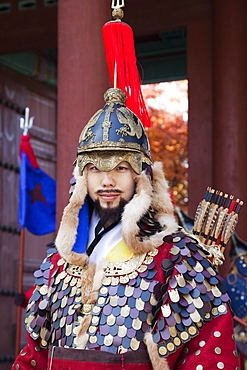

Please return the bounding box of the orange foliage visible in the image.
[143,84,188,208]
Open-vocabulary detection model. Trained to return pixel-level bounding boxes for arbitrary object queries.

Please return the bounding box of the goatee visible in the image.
[94,198,128,226]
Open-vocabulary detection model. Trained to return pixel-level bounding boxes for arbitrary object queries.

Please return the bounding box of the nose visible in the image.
[101,171,116,187]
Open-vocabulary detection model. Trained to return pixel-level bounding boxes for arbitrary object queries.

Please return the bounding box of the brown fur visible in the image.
[151,162,174,214]
[145,332,170,370]
[122,162,178,254]
[122,170,154,254]
[55,167,88,265]
[76,261,107,347]
[80,263,96,302]
[65,252,88,266]
[75,315,91,349]
[77,315,92,337]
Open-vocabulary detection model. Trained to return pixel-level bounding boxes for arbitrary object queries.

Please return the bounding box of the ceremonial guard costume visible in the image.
[13,2,241,370]
[13,88,240,370]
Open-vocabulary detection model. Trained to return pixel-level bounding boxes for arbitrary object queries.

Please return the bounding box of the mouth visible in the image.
[96,190,122,202]
[100,194,119,202]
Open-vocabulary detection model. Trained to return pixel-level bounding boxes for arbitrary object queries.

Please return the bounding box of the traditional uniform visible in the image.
[13,89,240,370]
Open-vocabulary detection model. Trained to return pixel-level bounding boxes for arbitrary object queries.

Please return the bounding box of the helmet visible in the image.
[77,88,152,174]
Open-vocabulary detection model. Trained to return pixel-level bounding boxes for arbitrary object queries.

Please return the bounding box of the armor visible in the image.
[13,162,240,369]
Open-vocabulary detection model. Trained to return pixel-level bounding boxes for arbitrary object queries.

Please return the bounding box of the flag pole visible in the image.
[15,107,34,357]
[15,228,25,357]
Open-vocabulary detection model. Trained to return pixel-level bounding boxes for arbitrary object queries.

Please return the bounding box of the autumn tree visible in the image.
[142,83,188,209]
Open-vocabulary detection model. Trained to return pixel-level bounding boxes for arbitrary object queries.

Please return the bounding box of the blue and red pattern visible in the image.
[18,134,56,235]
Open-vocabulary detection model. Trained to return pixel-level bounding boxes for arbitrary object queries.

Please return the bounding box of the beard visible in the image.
[94,198,128,226]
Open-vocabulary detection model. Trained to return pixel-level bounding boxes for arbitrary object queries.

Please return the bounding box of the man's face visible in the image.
[87,161,136,209]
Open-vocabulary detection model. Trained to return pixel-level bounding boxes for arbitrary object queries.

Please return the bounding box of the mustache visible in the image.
[96,189,123,194]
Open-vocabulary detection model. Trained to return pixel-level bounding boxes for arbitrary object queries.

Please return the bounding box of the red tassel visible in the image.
[102,21,151,127]
[20,134,39,168]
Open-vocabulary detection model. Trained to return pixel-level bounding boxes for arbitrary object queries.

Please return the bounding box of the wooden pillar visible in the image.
[57,0,110,222]
[187,21,213,216]
[212,0,247,241]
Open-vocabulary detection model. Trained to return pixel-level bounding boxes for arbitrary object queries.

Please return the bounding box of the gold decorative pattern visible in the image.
[77,139,151,156]
[77,149,150,175]
[159,346,167,356]
[102,104,114,142]
[81,303,93,315]
[104,88,126,104]
[66,263,89,277]
[79,109,103,143]
[103,249,158,284]
[116,106,143,139]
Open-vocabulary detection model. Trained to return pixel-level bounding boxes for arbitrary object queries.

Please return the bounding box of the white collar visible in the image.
[88,210,122,264]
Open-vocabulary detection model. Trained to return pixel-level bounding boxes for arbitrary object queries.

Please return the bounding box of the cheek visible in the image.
[87,187,95,201]
[87,175,97,201]
[123,177,136,201]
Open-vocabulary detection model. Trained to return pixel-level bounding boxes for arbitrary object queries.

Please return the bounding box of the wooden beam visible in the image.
[0,6,57,54]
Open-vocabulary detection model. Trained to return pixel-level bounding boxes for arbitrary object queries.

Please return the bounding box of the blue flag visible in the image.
[18,151,56,235]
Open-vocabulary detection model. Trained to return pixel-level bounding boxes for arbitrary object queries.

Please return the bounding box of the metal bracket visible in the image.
[111,0,125,9]
[20,107,34,135]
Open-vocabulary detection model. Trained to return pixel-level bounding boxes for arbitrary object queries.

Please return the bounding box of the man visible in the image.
[13,88,240,370]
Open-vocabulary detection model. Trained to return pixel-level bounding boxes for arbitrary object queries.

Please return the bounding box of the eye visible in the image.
[117,165,128,171]
[88,165,99,172]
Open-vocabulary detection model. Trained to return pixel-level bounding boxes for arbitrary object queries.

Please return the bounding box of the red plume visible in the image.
[102,20,151,127]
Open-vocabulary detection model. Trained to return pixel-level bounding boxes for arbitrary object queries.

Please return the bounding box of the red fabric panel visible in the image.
[166,308,241,369]
[13,335,48,370]
[48,347,153,370]
[48,358,152,370]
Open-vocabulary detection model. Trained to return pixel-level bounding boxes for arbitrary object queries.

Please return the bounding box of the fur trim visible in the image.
[56,161,178,262]
[76,260,108,349]
[74,263,96,349]
[122,162,178,254]
[75,315,91,349]
[150,162,178,237]
[55,167,88,265]
[89,259,109,299]
[122,170,154,254]
[80,263,96,302]
[144,332,170,370]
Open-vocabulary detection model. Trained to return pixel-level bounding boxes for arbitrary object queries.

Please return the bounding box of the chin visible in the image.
[101,201,119,209]
[94,198,128,222]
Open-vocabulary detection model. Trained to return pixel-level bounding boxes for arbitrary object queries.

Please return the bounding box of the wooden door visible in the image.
[0,65,57,368]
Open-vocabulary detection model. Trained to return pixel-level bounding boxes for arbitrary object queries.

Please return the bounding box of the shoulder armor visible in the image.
[152,233,230,358]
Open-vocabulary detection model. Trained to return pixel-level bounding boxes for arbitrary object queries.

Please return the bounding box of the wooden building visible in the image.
[0,0,246,367]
